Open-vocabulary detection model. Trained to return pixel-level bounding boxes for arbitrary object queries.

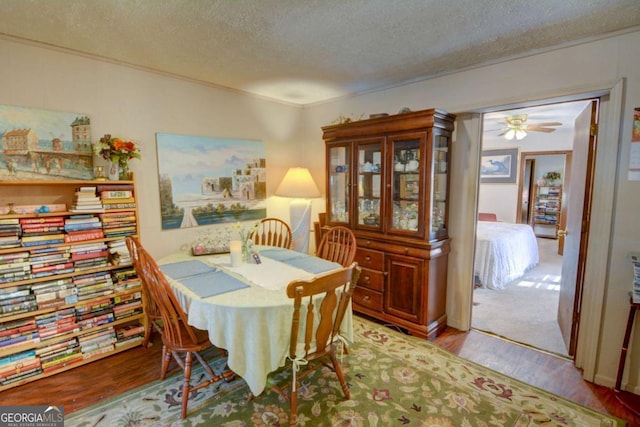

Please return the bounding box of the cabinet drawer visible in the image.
[355,248,384,270]
[357,267,384,292]
[353,287,383,311]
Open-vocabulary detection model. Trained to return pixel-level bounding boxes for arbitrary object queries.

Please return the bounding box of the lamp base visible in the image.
[289,199,311,253]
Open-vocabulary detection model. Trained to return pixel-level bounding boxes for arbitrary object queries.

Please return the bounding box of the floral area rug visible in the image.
[67,316,625,427]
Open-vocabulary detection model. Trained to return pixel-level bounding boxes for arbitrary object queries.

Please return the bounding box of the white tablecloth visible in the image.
[158,248,349,396]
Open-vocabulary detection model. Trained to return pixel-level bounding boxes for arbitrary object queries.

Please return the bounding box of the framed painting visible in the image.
[0,104,94,180]
[480,148,518,183]
[156,133,267,230]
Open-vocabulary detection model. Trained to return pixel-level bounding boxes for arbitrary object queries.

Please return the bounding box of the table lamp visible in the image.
[275,167,321,253]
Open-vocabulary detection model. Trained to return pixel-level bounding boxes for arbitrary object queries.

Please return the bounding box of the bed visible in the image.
[475,221,539,290]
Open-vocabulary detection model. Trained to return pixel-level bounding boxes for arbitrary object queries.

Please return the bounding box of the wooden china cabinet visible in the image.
[322,108,455,340]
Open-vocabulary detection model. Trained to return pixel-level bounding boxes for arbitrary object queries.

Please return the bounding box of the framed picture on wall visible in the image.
[480,148,518,183]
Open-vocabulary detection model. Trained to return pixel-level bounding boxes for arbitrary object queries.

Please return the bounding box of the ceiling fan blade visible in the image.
[527,127,557,133]
[529,122,562,127]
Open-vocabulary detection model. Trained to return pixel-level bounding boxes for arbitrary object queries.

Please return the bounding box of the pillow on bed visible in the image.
[478,212,498,221]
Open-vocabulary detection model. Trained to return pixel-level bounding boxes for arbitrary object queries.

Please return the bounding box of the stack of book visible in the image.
[64,215,104,244]
[73,271,114,301]
[70,187,104,213]
[0,314,38,349]
[78,326,116,359]
[0,251,30,284]
[40,342,83,373]
[0,285,37,318]
[20,216,66,248]
[32,277,77,310]
[29,247,72,281]
[115,323,145,348]
[0,349,42,386]
[75,296,115,331]
[106,238,131,266]
[112,291,143,321]
[98,186,135,210]
[0,219,21,249]
[631,252,640,303]
[35,308,79,343]
[35,337,79,374]
[100,211,137,238]
[70,242,109,272]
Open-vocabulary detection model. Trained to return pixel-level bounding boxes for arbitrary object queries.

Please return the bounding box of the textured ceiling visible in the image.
[0,0,639,106]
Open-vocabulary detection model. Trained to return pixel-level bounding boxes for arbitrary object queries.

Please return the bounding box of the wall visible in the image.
[479,125,573,223]
[1,28,639,392]
[305,30,640,391]
[0,36,305,259]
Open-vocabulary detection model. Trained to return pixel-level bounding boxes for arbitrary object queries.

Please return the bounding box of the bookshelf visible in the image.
[0,175,146,391]
[533,185,562,239]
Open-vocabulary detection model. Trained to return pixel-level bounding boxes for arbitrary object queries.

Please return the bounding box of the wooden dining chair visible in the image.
[125,236,163,348]
[250,217,293,248]
[316,226,357,267]
[276,262,360,427]
[134,243,235,419]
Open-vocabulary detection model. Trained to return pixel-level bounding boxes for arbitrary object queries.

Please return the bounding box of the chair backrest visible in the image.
[250,217,292,248]
[286,263,360,359]
[133,244,199,348]
[126,236,161,320]
[316,226,357,267]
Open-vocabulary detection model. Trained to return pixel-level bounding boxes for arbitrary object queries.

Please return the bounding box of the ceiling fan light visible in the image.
[504,129,516,140]
[515,129,527,140]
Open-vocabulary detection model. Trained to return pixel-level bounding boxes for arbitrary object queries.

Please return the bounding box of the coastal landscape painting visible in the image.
[0,104,93,180]
[156,133,267,230]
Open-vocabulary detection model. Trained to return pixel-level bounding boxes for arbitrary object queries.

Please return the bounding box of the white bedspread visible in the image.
[475,221,539,290]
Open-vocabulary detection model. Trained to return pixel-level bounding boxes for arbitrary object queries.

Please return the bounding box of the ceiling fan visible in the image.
[497,114,562,140]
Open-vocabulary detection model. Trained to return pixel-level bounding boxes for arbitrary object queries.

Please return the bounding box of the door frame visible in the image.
[451,79,624,382]
[516,150,572,252]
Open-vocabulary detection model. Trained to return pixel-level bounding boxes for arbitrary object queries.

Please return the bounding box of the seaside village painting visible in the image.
[156,133,267,230]
[0,104,94,180]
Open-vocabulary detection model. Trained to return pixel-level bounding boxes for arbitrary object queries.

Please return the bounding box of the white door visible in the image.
[558,100,598,356]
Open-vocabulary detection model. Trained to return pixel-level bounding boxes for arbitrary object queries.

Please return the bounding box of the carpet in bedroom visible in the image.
[472,237,568,356]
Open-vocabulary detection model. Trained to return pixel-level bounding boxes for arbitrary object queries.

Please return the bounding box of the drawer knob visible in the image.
[404,247,409,254]
[364,295,370,301]
[365,240,371,246]
[364,275,370,282]
[365,255,371,262]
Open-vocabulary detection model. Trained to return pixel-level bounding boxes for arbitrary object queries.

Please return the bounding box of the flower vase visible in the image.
[108,161,120,181]
[119,163,130,180]
[241,240,252,263]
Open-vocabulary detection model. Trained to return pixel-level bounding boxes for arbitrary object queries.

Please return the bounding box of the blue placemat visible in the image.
[179,271,249,298]
[160,260,216,279]
[284,257,341,274]
[161,260,249,298]
[259,248,307,262]
[261,250,341,274]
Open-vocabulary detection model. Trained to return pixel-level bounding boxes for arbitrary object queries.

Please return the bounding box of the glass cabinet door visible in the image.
[327,144,350,224]
[355,139,383,229]
[389,133,425,237]
[430,133,449,240]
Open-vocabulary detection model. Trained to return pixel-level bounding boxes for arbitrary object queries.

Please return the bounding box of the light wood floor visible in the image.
[0,318,638,425]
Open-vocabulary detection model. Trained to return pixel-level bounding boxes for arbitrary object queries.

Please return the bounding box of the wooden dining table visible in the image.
[157,246,348,396]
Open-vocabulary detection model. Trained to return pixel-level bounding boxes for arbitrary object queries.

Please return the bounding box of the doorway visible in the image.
[471,99,597,357]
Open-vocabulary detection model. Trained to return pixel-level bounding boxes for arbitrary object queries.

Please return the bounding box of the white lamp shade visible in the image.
[275,167,321,198]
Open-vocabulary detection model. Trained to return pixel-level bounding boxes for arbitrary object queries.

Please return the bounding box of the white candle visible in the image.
[230,240,242,267]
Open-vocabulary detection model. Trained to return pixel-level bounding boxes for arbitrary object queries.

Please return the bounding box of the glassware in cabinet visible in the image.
[327,144,350,224]
[389,134,424,235]
[356,140,383,228]
[430,134,449,239]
